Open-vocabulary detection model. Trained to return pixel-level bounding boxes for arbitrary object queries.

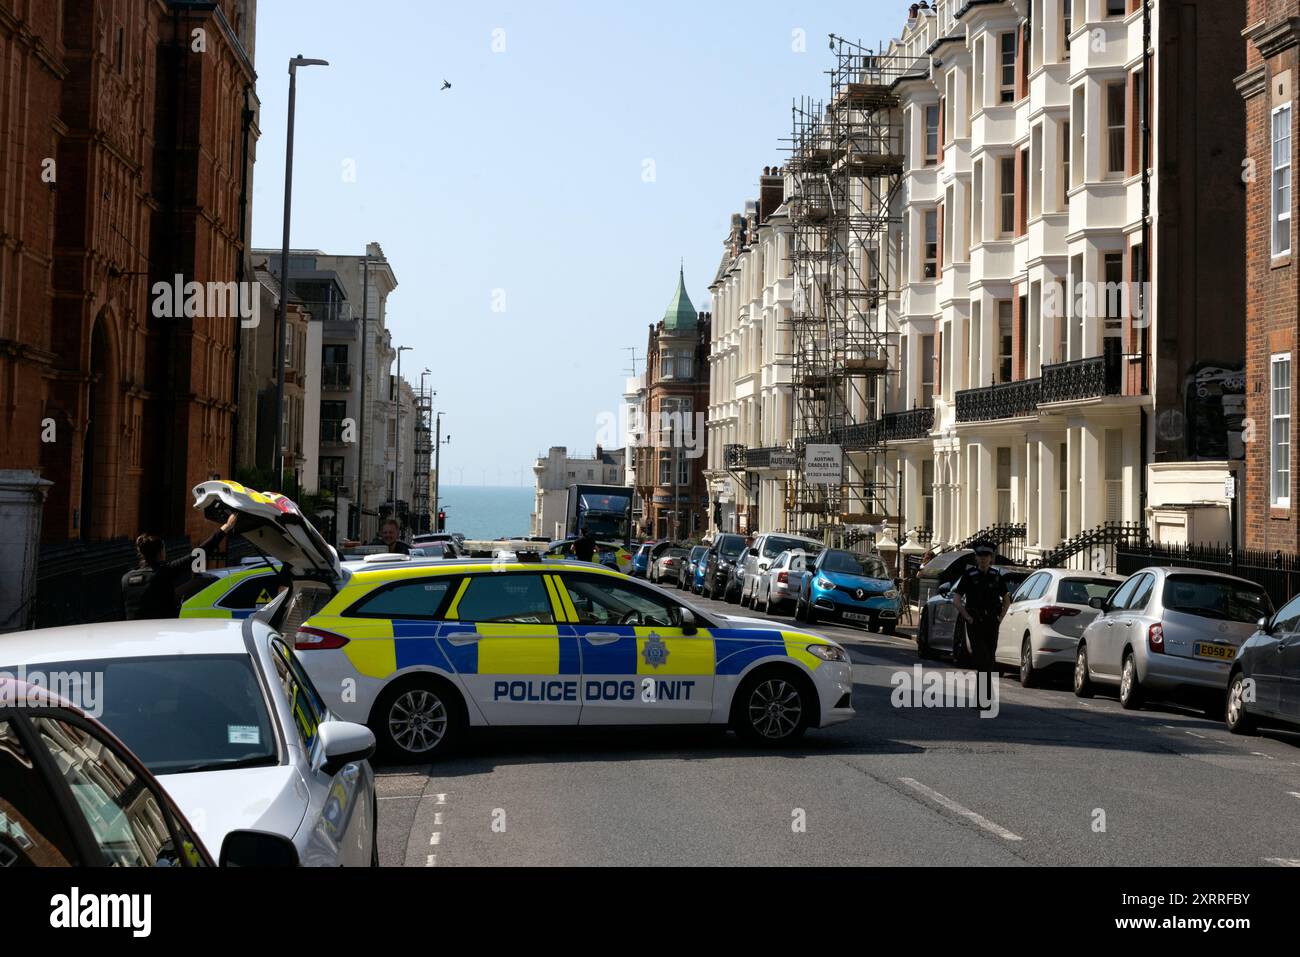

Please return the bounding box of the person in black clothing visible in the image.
[950,540,1010,672]
[121,513,238,620]
[378,518,411,555]
[573,526,597,564]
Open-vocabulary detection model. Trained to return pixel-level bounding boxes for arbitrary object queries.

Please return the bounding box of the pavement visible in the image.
[372,587,1300,866]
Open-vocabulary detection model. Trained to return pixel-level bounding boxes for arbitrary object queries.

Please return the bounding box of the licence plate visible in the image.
[843,611,871,622]
[1194,643,1235,661]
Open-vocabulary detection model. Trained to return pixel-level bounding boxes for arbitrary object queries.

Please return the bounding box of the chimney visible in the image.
[759,165,785,223]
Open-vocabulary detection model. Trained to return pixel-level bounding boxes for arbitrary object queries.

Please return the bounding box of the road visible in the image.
[372,589,1300,867]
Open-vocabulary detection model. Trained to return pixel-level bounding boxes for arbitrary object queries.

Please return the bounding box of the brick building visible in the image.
[635,270,711,539]
[0,0,258,544]
[1242,1,1300,551]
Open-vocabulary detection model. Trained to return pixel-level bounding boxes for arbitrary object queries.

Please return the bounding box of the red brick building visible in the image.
[0,0,258,542]
[1242,1,1300,550]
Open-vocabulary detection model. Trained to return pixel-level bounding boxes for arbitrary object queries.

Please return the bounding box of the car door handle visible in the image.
[584,632,623,644]
[443,631,480,645]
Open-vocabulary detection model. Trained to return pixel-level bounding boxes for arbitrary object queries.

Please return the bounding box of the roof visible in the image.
[0,619,249,667]
[662,267,697,332]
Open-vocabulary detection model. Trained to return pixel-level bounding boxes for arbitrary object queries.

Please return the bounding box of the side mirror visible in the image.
[679,607,698,636]
[316,720,376,776]
[220,829,300,867]
[937,582,952,597]
[1258,616,1272,634]
[1088,596,1107,611]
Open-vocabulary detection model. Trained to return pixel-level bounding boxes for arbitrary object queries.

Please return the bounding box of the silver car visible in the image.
[993,569,1123,687]
[739,533,823,608]
[753,549,817,615]
[1073,567,1273,714]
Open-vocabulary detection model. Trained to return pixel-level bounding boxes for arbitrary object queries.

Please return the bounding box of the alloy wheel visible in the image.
[389,688,448,754]
[747,678,802,740]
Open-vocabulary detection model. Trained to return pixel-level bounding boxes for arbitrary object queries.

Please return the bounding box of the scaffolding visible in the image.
[412,390,433,533]
[783,36,905,541]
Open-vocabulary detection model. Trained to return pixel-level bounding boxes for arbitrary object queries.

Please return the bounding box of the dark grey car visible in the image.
[1227,590,1300,733]
[916,555,1031,661]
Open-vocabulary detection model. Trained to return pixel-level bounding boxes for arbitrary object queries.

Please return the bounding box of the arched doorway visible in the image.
[80,315,120,540]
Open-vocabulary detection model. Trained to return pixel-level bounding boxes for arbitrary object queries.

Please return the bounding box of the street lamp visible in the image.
[395,345,412,526]
[273,54,329,491]
[434,412,450,531]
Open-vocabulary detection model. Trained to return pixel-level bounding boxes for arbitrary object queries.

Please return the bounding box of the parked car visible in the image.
[679,545,709,590]
[650,547,691,584]
[632,542,677,578]
[992,569,1123,687]
[411,541,458,559]
[739,534,823,608]
[1073,567,1273,715]
[701,534,748,600]
[691,547,710,593]
[753,549,817,616]
[0,616,379,867]
[796,549,902,634]
[916,555,1032,660]
[1227,590,1300,734]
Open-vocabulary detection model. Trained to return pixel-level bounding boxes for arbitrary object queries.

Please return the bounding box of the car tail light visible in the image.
[777,571,789,584]
[1039,605,1081,625]
[1148,623,1165,654]
[295,626,349,651]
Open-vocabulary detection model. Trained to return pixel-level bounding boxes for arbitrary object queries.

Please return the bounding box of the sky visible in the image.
[250,0,908,487]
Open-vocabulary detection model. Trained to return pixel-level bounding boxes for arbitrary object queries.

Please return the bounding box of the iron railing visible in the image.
[882,407,934,440]
[1116,542,1300,610]
[1037,521,1150,572]
[955,379,1042,422]
[321,363,353,391]
[1040,352,1121,404]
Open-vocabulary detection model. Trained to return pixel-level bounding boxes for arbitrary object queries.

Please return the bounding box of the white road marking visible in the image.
[434,793,447,804]
[1287,791,1300,800]
[377,794,423,801]
[899,777,1023,841]
[434,812,443,825]
[1253,752,1276,760]
[429,832,441,845]
[425,854,437,866]
[1184,731,1207,740]
[1265,858,1300,867]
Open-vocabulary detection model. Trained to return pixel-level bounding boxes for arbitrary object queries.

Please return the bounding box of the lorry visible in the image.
[564,484,634,546]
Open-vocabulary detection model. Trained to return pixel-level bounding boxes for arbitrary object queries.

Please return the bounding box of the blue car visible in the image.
[795,548,901,634]
[631,543,655,578]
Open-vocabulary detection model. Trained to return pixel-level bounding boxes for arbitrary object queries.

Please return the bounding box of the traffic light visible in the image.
[437,510,446,532]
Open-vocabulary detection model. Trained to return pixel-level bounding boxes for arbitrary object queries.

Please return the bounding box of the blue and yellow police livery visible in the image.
[190,481,855,761]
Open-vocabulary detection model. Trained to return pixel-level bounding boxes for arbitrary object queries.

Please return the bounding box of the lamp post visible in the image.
[434,412,449,530]
[273,54,328,491]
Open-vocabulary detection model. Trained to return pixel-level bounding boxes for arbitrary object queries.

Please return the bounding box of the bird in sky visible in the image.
[441,79,452,91]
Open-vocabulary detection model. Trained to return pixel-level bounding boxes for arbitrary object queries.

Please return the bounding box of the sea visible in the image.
[437,485,534,540]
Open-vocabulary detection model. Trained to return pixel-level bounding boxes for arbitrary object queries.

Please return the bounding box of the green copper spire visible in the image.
[662,265,697,331]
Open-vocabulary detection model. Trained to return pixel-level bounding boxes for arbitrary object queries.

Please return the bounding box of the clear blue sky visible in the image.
[251,0,908,487]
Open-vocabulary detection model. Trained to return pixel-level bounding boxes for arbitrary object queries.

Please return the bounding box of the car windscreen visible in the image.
[717,536,745,558]
[1162,575,1272,624]
[690,546,708,560]
[761,537,816,559]
[18,654,277,775]
[1057,578,1118,605]
[822,551,888,580]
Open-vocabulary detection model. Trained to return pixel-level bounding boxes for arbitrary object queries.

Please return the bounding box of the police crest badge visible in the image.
[642,632,670,669]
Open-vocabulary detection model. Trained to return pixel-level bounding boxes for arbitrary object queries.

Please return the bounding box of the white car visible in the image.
[993,568,1123,687]
[752,549,817,615]
[738,534,823,608]
[0,617,378,866]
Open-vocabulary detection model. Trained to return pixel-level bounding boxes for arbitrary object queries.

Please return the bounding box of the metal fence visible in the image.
[1115,542,1300,610]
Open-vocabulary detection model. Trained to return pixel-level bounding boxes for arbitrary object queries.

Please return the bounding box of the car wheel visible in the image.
[370,801,380,867]
[916,611,938,660]
[1225,672,1257,735]
[731,668,812,746]
[882,620,897,636]
[1119,652,1144,710]
[371,677,464,762]
[1019,636,1038,689]
[1073,643,1095,698]
[804,600,819,625]
[740,584,751,608]
[867,618,881,633]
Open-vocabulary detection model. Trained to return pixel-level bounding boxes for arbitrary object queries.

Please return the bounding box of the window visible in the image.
[1106,81,1126,176]
[1018,147,1029,234]
[1071,86,1085,187]
[34,717,178,867]
[997,300,1013,383]
[1272,353,1291,507]
[972,159,983,244]
[923,209,938,278]
[999,32,1016,103]
[320,400,347,442]
[0,720,82,866]
[1106,0,1126,15]
[561,573,686,628]
[921,459,935,529]
[351,578,455,618]
[1061,120,1071,204]
[1059,441,1069,541]
[453,574,555,624]
[996,447,1012,523]
[925,104,939,165]
[677,453,689,486]
[1103,251,1125,338]
[1125,574,1155,612]
[999,156,1016,235]
[1063,0,1073,58]
[973,37,985,111]
[1274,104,1292,257]
[1106,574,1142,613]
[1105,428,1123,522]
[320,456,344,491]
[1132,70,1148,174]
[270,639,326,753]
[921,334,936,406]
[1030,125,1043,218]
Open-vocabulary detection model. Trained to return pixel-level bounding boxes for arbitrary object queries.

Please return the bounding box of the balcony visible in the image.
[1040,352,1122,405]
[320,419,349,445]
[882,407,934,441]
[955,379,1042,423]
[723,444,745,470]
[322,364,353,391]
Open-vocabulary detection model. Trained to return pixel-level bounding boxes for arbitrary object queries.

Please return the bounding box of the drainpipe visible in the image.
[1139,0,1151,539]
[230,84,253,481]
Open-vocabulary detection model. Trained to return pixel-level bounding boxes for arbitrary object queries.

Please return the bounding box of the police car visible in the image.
[193,481,856,761]
[180,557,284,619]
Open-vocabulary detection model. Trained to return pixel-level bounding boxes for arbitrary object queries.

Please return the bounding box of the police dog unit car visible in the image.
[193,481,856,760]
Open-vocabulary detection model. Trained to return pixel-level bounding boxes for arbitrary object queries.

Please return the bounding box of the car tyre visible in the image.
[1073,643,1095,698]
[1019,636,1039,689]
[882,620,897,637]
[1225,672,1257,735]
[1119,652,1144,710]
[916,610,938,660]
[731,667,812,746]
[371,676,465,762]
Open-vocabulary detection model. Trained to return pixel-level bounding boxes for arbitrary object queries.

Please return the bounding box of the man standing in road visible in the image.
[574,525,597,563]
[950,540,1010,674]
[378,518,411,555]
[121,513,238,620]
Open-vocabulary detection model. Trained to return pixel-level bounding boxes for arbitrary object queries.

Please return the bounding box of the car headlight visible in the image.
[883,589,899,600]
[816,577,833,590]
[805,643,848,662]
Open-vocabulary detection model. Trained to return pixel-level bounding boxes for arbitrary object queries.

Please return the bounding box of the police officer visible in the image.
[121,513,237,620]
[573,525,598,563]
[950,540,1010,672]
